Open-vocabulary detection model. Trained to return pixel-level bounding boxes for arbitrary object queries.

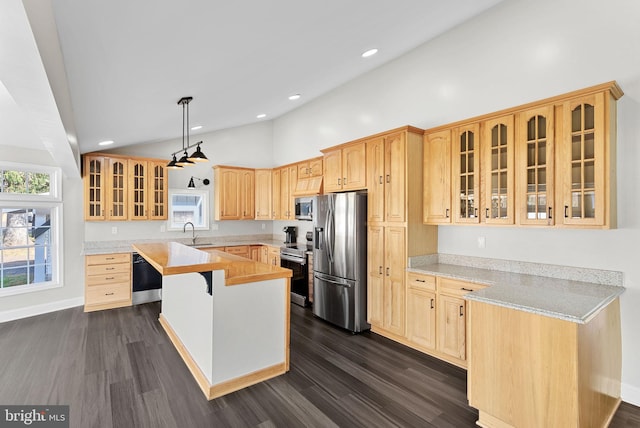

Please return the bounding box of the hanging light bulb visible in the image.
[187,177,196,188]
[166,154,183,169]
[187,142,208,162]
[168,97,208,168]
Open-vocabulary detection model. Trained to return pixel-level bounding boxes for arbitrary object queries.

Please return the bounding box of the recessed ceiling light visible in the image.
[362,48,378,58]
[288,94,301,101]
[191,125,202,131]
[256,114,267,119]
[98,140,114,146]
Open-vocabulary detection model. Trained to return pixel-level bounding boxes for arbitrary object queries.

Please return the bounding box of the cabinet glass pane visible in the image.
[537,195,547,218]
[527,143,535,167]
[572,163,581,189]
[572,135,582,161]
[491,149,499,170]
[584,191,595,218]
[468,175,474,191]
[527,195,536,219]
[538,141,546,165]
[572,191,582,218]
[500,172,507,194]
[468,153,474,173]
[572,106,582,132]
[491,173,498,196]
[460,176,466,194]
[460,133,467,152]
[584,161,595,189]
[584,133,595,159]
[584,104,595,130]
[538,116,546,139]
[527,170,535,192]
[468,133,474,151]
[491,126,499,147]
[527,118,536,141]
[460,154,467,174]
[538,168,546,191]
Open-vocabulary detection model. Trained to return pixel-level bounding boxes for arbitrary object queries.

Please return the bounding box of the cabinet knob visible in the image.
[105,292,115,296]
[385,267,390,276]
[445,208,450,218]
[386,174,390,183]
[430,299,435,309]
[343,177,346,185]
[379,175,383,184]
[461,287,474,292]
[485,208,489,219]
[379,266,383,275]
[459,306,464,317]
[564,205,569,218]
[338,178,341,185]
[548,206,553,220]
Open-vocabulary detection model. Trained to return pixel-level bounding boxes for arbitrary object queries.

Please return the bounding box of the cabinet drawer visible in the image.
[438,277,487,297]
[86,282,130,305]
[225,245,250,258]
[407,272,436,291]
[86,262,130,276]
[86,253,130,265]
[86,271,131,286]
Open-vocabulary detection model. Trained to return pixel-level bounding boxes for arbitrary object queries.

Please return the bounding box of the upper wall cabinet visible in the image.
[322,141,366,192]
[516,106,555,226]
[423,129,452,224]
[213,166,255,220]
[294,156,323,196]
[483,115,515,225]
[83,154,167,221]
[557,91,617,227]
[255,169,272,221]
[422,81,622,229]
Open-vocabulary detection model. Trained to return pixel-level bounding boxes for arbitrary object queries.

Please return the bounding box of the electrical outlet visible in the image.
[160,225,166,233]
[477,236,486,249]
[111,226,118,235]
[261,223,266,230]
[212,224,219,231]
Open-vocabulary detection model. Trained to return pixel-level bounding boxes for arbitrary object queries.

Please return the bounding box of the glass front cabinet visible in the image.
[453,123,481,224]
[483,115,515,225]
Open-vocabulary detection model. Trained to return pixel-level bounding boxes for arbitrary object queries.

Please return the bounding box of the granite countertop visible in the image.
[408,262,625,324]
[84,236,288,255]
[132,242,291,286]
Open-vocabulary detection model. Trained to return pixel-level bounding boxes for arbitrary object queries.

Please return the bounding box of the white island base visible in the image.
[159,270,290,400]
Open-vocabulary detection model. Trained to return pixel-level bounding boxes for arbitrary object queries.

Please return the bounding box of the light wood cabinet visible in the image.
[453,123,481,223]
[406,273,437,352]
[267,246,281,267]
[84,155,106,220]
[84,154,167,221]
[225,245,250,259]
[128,159,148,220]
[423,129,452,224]
[148,161,168,220]
[107,158,128,220]
[254,169,272,220]
[367,126,438,342]
[557,89,619,228]
[483,115,515,224]
[367,225,406,335]
[515,106,555,225]
[278,165,297,220]
[468,298,621,428]
[240,169,255,220]
[213,166,254,220]
[271,169,281,220]
[436,277,486,365]
[84,253,132,312]
[294,157,323,195]
[322,142,366,192]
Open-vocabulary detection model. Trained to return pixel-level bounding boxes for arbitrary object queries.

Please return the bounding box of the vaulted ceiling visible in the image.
[0,0,503,176]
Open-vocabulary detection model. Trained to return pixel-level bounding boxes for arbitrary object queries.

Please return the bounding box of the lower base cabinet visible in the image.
[372,270,486,369]
[84,253,132,312]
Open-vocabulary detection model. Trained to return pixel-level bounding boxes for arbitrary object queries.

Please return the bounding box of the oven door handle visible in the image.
[280,254,307,265]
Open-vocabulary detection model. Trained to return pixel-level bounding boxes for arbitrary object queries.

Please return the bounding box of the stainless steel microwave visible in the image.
[295,197,314,221]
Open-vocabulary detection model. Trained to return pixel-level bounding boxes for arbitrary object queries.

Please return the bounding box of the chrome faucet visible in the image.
[183,222,196,245]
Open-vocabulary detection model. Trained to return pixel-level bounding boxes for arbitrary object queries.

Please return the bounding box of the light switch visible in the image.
[477,236,486,248]
[111,226,118,235]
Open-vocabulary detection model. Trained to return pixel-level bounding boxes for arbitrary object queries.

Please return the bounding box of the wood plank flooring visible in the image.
[0,303,639,427]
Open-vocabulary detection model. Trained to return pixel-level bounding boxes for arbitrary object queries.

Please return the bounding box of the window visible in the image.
[0,162,62,297]
[167,189,209,230]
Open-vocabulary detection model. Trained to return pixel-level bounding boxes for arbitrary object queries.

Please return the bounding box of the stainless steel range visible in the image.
[280,243,311,307]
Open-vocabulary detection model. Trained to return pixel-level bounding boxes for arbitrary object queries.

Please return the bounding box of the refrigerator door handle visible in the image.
[314,227,323,250]
[326,199,334,263]
[314,272,353,288]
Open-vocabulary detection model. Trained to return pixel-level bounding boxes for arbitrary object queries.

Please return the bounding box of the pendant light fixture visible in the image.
[167,96,209,169]
[187,177,210,188]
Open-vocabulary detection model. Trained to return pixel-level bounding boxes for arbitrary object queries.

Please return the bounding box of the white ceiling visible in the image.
[1,0,503,171]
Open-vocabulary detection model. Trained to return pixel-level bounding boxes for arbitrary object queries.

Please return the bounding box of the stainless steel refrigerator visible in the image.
[313,191,369,333]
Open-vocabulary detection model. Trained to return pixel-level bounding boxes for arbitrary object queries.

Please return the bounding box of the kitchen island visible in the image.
[132,242,292,400]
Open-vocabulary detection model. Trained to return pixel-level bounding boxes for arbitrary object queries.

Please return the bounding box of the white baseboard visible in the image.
[622,382,640,407]
[0,297,84,323]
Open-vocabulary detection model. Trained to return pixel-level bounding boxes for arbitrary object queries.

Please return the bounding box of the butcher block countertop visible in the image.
[132,242,291,286]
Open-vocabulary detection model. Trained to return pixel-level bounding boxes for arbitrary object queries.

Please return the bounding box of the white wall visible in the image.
[0,145,85,316]
[271,0,640,404]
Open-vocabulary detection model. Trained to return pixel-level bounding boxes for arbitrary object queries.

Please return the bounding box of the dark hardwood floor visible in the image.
[0,303,639,427]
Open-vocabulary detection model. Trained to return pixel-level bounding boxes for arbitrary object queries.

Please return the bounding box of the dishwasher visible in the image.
[132,252,162,304]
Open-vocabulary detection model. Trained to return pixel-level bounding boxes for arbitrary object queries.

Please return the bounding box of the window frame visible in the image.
[0,162,63,297]
[167,188,210,231]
